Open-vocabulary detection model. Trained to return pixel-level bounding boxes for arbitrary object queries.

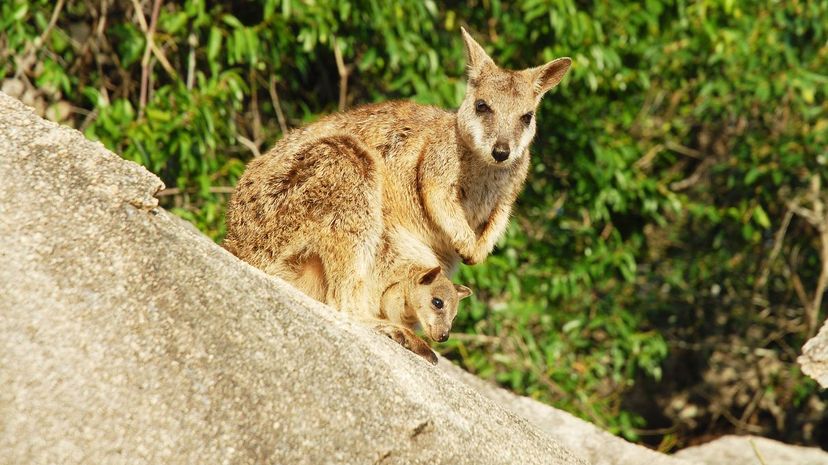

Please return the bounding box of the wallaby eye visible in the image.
[431,297,444,309]
[521,112,534,125]
[475,99,491,114]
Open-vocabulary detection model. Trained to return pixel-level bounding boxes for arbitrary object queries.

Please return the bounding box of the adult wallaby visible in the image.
[224,27,570,341]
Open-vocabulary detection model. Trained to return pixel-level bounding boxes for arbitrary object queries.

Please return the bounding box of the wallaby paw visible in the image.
[375,324,438,365]
[461,250,486,266]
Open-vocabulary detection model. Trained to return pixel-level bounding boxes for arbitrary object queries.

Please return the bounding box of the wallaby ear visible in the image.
[418,266,442,285]
[454,284,473,300]
[461,27,493,77]
[529,57,572,96]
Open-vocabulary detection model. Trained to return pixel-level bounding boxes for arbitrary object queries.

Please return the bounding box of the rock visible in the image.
[4,89,825,465]
[800,319,828,388]
[674,435,828,465]
[437,360,702,465]
[0,90,583,464]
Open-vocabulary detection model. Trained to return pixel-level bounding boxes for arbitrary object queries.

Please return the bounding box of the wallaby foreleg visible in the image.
[362,317,438,365]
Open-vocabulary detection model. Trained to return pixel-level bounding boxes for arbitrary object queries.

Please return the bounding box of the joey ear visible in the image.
[528,57,572,96]
[454,284,473,300]
[418,266,442,285]
[461,27,493,77]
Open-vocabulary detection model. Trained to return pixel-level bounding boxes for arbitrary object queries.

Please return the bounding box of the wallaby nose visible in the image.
[492,146,510,162]
[437,331,449,342]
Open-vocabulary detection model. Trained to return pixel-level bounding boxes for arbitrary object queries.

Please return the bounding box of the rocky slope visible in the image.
[2,91,826,464]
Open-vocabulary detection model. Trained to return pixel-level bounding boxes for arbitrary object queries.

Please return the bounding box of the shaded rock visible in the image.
[674,435,828,465]
[0,91,583,464]
[438,360,701,465]
[800,319,828,388]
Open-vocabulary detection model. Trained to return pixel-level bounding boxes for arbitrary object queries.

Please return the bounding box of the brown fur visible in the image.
[224,28,570,359]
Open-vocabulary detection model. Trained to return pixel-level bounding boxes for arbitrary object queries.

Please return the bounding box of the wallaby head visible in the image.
[407,266,472,343]
[456,27,572,167]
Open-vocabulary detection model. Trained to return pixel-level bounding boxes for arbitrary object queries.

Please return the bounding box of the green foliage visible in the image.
[3,0,827,447]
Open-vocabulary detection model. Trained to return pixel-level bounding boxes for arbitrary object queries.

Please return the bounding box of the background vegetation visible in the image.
[3,0,827,451]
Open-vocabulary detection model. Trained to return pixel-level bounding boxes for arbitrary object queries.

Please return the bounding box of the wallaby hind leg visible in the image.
[292,135,384,316]
[319,231,380,316]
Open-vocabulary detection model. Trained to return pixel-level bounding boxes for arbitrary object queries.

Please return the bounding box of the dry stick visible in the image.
[809,176,828,337]
[96,0,109,37]
[670,156,714,191]
[138,0,163,118]
[267,76,288,134]
[813,224,828,337]
[130,0,148,31]
[786,176,828,337]
[236,135,261,158]
[333,37,349,111]
[249,68,262,144]
[186,34,197,90]
[664,141,704,159]
[37,0,66,47]
[755,208,794,290]
[15,0,66,78]
[788,257,813,327]
[156,186,235,196]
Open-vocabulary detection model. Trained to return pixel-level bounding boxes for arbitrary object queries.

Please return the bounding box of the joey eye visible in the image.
[431,297,444,309]
[521,112,534,125]
[475,99,491,114]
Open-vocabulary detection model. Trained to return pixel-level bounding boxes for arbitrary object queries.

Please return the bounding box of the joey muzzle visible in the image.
[427,324,450,343]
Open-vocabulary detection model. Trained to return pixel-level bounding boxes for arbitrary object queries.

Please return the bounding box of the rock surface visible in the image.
[2,90,826,465]
[0,91,581,465]
[437,361,700,465]
[674,435,828,465]
[800,319,828,388]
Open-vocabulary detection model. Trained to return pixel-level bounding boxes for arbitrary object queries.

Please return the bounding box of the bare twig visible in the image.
[130,0,148,31]
[755,208,794,290]
[664,141,704,159]
[236,135,261,157]
[785,176,828,337]
[630,424,680,436]
[38,0,66,48]
[156,186,235,197]
[719,407,765,434]
[332,37,349,111]
[450,333,503,344]
[186,33,197,90]
[633,144,662,170]
[15,0,66,78]
[95,0,109,37]
[267,75,289,134]
[137,0,163,117]
[249,68,262,144]
[669,157,714,191]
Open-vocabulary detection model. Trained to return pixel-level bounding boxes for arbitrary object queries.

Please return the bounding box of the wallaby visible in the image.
[372,265,471,365]
[224,28,570,355]
[221,131,469,363]
[381,265,472,343]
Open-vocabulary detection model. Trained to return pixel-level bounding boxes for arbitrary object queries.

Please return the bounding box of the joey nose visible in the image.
[437,331,449,342]
[492,146,510,162]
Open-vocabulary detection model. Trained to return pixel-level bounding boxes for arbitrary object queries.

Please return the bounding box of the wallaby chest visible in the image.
[460,167,512,231]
